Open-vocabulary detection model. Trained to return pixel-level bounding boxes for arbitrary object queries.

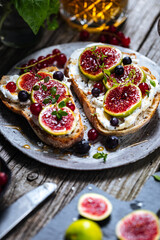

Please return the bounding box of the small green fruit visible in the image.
[65,219,103,240]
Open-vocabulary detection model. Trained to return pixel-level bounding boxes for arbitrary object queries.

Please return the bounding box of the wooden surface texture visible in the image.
[0,0,160,239]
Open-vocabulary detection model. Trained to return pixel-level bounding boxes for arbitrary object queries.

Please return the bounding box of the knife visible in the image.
[0,182,57,239]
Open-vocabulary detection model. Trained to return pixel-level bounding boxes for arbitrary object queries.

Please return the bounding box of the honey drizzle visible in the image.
[23,144,30,149]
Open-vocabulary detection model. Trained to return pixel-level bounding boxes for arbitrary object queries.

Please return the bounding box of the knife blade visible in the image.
[0,182,57,239]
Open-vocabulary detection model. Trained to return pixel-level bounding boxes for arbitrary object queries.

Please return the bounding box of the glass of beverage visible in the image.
[60,0,128,32]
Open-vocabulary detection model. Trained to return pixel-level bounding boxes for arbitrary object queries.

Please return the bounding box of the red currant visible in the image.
[117,31,125,40]
[57,53,67,68]
[93,82,103,92]
[99,34,107,43]
[52,59,58,66]
[52,49,61,55]
[30,103,42,116]
[66,101,75,111]
[37,56,45,62]
[28,59,37,66]
[0,172,8,186]
[88,129,99,141]
[20,63,28,74]
[108,25,117,33]
[110,36,119,45]
[121,36,130,47]
[79,30,90,41]
[46,54,54,65]
[139,82,149,96]
[6,81,16,92]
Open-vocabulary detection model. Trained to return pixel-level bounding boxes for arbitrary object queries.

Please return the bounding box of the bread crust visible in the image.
[65,57,160,136]
[0,67,84,149]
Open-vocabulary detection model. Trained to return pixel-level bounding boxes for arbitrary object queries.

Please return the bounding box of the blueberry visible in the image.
[18,90,29,102]
[106,136,119,149]
[123,56,132,65]
[53,71,64,81]
[74,139,91,154]
[115,65,124,75]
[92,87,101,97]
[110,117,119,126]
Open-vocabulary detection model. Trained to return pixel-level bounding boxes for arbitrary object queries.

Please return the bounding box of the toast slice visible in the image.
[65,45,160,136]
[0,67,84,149]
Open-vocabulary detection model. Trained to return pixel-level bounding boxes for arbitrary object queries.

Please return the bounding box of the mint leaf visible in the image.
[103,69,111,76]
[55,94,60,101]
[93,153,102,159]
[50,87,57,96]
[33,85,40,91]
[150,80,156,87]
[51,109,68,120]
[42,85,47,91]
[153,175,160,181]
[58,110,68,116]
[93,152,108,162]
[58,101,66,108]
[43,96,52,104]
[44,76,50,83]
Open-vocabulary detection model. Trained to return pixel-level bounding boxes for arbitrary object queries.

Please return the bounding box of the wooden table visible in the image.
[0,0,160,239]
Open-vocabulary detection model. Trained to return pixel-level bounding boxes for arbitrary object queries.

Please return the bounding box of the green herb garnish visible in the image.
[44,76,50,83]
[153,175,160,181]
[50,86,57,96]
[145,90,150,97]
[150,80,156,87]
[33,85,40,91]
[103,69,111,77]
[93,152,108,163]
[58,100,66,108]
[52,109,68,120]
[42,85,48,91]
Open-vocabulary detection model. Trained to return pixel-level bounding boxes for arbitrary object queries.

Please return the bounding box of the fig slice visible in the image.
[16,72,39,93]
[116,210,160,240]
[31,79,69,106]
[39,105,77,135]
[104,64,146,89]
[103,83,142,117]
[36,70,53,80]
[78,193,112,221]
[79,45,123,81]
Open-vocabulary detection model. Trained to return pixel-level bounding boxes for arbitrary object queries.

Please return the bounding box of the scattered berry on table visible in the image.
[30,103,42,116]
[74,139,91,154]
[18,90,29,102]
[106,136,119,149]
[6,82,16,92]
[98,25,131,48]
[53,71,64,81]
[92,87,101,97]
[88,129,99,141]
[123,56,132,65]
[0,172,8,186]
